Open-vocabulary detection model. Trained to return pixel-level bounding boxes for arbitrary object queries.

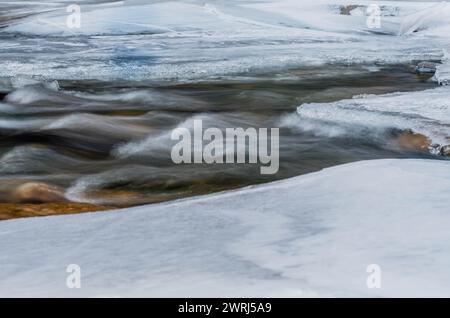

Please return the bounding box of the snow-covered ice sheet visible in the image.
[0,159,450,297]
[280,86,450,145]
[0,0,449,81]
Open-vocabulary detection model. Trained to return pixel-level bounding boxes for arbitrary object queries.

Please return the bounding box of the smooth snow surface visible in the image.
[1,0,450,81]
[1,159,450,297]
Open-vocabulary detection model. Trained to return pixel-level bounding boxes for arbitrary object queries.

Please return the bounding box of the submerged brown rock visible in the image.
[10,182,67,204]
[394,130,431,152]
[0,202,112,221]
[0,181,170,221]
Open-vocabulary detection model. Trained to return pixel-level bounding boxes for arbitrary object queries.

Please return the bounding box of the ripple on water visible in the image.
[0,64,443,207]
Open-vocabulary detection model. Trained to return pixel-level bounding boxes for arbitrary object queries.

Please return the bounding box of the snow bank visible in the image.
[3,0,446,37]
[281,86,450,146]
[1,159,450,297]
[0,0,449,81]
[0,0,438,36]
[398,1,450,36]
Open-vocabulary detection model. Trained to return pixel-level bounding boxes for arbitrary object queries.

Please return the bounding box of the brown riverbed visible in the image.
[0,202,112,221]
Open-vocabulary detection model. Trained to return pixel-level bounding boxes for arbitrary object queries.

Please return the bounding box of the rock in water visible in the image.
[395,130,431,152]
[440,145,450,156]
[339,5,364,16]
[429,143,442,155]
[415,61,437,74]
[11,182,67,203]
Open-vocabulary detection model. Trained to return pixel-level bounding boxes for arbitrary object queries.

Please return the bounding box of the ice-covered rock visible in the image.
[415,61,437,74]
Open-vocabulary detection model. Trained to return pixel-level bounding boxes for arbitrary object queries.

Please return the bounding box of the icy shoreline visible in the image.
[1,158,450,297]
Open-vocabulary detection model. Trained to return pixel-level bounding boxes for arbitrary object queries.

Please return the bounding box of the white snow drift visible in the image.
[0,159,450,297]
[0,0,450,81]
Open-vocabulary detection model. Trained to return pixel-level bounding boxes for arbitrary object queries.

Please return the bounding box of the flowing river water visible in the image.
[0,0,448,218]
[0,63,440,212]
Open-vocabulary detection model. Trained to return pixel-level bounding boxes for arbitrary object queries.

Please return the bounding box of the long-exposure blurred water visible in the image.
[0,0,447,210]
[0,63,438,206]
